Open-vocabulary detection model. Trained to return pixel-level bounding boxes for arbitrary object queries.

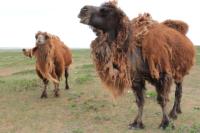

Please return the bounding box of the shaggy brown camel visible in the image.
[23,31,72,98]
[78,2,195,129]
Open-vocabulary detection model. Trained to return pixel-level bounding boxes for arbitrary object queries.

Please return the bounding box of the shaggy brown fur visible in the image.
[78,2,195,129]
[145,24,194,80]
[90,15,132,97]
[23,31,72,98]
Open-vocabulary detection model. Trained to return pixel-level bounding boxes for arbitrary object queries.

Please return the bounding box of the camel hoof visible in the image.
[128,121,145,129]
[159,120,175,129]
[159,120,169,129]
[176,108,182,114]
[54,92,60,97]
[65,86,70,90]
[169,111,178,120]
[40,93,48,99]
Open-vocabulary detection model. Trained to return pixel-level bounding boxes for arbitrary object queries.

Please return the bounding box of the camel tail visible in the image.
[47,73,59,84]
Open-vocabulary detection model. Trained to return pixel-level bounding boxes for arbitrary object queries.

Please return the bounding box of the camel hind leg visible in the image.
[65,68,70,90]
[169,81,183,119]
[155,73,173,129]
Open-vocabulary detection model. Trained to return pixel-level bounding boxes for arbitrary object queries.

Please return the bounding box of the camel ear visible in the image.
[45,34,50,40]
[35,33,38,39]
[43,32,50,40]
[35,31,42,39]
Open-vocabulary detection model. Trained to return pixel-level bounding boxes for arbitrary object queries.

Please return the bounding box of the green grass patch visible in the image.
[74,63,95,84]
[0,51,34,68]
[176,123,200,133]
[12,69,35,75]
[75,73,93,84]
[146,91,157,98]
[196,46,200,66]
[94,114,111,121]
[0,78,39,92]
[72,128,84,133]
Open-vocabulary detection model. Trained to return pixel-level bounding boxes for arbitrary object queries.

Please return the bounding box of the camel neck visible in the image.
[36,44,51,62]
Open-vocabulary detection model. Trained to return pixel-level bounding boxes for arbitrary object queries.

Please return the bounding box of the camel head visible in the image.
[78,2,125,35]
[35,31,50,45]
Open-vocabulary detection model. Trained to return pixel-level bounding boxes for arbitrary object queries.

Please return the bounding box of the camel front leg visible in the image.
[53,83,60,97]
[129,79,145,129]
[36,69,49,98]
[41,79,49,98]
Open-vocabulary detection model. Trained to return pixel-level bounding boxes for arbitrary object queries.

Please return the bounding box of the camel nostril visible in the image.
[79,6,89,18]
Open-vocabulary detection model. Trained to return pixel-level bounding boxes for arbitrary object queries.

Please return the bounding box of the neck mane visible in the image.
[90,16,133,97]
[36,43,52,62]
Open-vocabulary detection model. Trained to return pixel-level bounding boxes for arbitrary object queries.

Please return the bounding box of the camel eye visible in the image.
[45,35,49,40]
[82,7,88,12]
[100,7,109,14]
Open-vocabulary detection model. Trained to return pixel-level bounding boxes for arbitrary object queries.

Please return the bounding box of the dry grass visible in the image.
[0,47,200,133]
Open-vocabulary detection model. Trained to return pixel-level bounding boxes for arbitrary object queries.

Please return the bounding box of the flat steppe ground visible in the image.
[0,47,200,133]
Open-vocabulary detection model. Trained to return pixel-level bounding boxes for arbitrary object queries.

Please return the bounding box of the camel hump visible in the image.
[162,20,189,35]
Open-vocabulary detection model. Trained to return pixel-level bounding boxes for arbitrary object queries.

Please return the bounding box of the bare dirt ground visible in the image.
[0,68,14,76]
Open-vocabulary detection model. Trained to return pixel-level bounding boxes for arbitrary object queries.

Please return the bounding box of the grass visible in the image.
[0,47,200,133]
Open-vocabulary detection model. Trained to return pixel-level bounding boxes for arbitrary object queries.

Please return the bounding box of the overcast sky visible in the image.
[0,0,199,48]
